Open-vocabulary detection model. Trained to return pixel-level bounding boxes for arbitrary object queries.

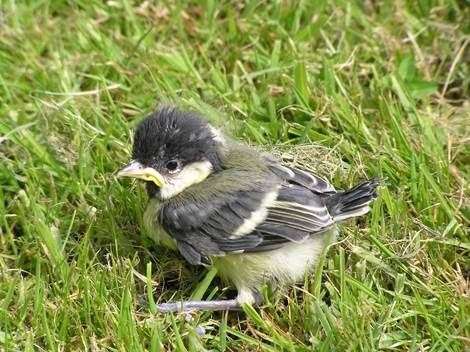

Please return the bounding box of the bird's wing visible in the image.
[159,170,278,265]
[160,165,336,265]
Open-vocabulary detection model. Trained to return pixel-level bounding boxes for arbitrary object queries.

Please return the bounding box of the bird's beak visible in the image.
[117,160,166,187]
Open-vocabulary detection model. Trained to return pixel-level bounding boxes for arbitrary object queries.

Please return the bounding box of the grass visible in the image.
[0,0,468,350]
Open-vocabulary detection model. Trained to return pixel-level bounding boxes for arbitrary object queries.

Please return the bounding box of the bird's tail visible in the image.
[326,179,380,222]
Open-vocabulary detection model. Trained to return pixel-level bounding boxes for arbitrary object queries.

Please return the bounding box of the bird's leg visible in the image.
[156,299,241,313]
[155,290,263,313]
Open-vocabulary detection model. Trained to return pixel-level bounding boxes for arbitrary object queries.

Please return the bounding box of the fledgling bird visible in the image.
[118,106,379,312]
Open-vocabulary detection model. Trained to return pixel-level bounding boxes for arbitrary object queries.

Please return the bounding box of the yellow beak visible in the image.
[117,160,166,187]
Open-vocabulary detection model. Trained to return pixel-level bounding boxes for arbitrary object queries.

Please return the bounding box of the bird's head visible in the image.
[118,107,225,199]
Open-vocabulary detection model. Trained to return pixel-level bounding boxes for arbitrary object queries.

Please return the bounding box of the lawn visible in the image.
[0,1,468,351]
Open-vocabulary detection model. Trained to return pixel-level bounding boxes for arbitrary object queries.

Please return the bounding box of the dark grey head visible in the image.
[118,107,225,199]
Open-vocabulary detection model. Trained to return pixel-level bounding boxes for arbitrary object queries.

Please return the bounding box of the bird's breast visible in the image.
[143,197,177,250]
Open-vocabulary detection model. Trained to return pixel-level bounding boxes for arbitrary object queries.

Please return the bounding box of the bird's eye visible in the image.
[165,160,180,173]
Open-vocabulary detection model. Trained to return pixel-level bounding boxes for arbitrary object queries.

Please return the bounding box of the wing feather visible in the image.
[266,158,336,194]
[249,182,334,248]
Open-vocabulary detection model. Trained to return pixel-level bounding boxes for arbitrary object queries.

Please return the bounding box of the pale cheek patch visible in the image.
[160,160,213,199]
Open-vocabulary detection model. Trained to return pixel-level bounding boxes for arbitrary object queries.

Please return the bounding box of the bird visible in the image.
[118,106,379,312]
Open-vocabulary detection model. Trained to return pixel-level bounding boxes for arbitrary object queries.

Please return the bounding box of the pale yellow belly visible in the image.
[214,228,337,302]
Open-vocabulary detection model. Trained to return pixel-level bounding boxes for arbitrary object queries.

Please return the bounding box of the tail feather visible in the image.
[326,179,379,222]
